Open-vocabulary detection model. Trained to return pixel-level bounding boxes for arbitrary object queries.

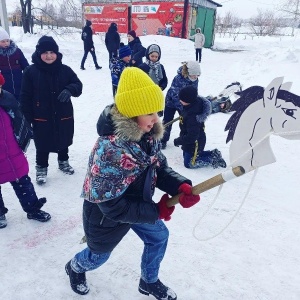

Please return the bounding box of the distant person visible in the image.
[20,36,83,185]
[174,86,226,169]
[165,22,172,36]
[0,27,29,101]
[110,44,131,96]
[105,22,120,63]
[80,20,102,70]
[0,73,51,229]
[189,28,205,63]
[127,30,146,67]
[161,61,200,149]
[65,67,200,298]
[139,44,168,91]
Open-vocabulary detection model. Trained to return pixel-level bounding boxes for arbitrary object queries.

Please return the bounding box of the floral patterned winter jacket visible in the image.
[81,105,191,253]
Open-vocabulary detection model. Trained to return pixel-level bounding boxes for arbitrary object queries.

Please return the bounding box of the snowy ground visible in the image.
[1,26,300,300]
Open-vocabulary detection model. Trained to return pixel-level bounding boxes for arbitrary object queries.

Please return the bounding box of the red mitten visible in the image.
[157,194,175,221]
[178,183,200,208]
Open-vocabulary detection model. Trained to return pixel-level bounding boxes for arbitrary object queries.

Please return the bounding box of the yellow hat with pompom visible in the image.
[115,67,164,117]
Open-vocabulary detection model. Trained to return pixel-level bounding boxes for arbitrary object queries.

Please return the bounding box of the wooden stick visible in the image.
[164,116,180,128]
[80,166,245,244]
[166,166,245,207]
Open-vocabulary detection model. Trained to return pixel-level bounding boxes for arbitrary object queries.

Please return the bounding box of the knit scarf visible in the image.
[145,59,163,84]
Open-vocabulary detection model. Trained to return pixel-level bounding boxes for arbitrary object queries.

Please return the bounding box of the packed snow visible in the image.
[1,26,300,299]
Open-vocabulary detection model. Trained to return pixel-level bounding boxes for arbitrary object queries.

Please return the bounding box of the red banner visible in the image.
[83,4,128,33]
[131,2,187,37]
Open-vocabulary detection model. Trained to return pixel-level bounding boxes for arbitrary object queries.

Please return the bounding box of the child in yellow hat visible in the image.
[65,67,200,299]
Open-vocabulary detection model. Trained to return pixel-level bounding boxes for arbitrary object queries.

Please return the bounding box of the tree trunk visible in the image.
[20,0,32,34]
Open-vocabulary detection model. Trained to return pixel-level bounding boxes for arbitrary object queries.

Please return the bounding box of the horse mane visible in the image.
[225,86,264,143]
[277,89,300,107]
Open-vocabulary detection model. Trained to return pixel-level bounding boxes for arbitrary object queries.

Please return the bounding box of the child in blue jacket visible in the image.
[110,44,131,96]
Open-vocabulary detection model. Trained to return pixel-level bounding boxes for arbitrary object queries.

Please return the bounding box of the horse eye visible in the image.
[282,108,296,119]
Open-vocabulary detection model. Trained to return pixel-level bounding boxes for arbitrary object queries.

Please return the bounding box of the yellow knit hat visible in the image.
[115,67,164,117]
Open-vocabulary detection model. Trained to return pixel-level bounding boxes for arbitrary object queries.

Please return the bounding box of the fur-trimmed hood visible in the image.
[97,104,164,142]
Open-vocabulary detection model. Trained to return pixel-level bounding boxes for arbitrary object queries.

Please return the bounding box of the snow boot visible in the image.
[211,149,227,169]
[27,197,51,222]
[36,165,47,185]
[0,214,7,228]
[65,261,89,295]
[58,160,74,175]
[27,210,51,222]
[138,278,177,300]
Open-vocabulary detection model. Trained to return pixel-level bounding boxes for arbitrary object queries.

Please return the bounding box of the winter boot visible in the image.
[211,149,227,169]
[95,65,102,70]
[0,214,7,229]
[58,160,74,175]
[138,278,177,300]
[36,165,47,185]
[80,66,85,70]
[65,261,89,295]
[27,197,51,222]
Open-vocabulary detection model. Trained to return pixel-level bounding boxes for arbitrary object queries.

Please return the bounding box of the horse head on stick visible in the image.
[225,77,300,173]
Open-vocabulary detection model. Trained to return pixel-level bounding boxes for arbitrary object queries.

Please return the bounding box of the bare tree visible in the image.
[215,12,242,37]
[280,0,300,35]
[248,9,281,36]
[20,0,32,33]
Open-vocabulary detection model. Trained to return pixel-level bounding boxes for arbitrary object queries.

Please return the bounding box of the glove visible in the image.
[157,194,175,221]
[58,89,72,102]
[174,137,181,147]
[178,183,200,208]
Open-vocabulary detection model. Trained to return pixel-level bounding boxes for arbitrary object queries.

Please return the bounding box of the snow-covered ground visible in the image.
[1,26,300,300]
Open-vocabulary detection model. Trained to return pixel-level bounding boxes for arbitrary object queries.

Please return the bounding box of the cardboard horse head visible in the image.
[225,77,300,173]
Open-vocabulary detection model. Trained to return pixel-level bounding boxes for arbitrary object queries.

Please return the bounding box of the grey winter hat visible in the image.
[186,61,201,76]
[148,44,160,55]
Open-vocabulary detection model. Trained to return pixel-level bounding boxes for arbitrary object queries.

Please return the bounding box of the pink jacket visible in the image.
[0,107,29,184]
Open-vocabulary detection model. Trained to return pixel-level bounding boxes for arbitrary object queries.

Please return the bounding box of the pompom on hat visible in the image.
[186,61,201,76]
[115,67,164,118]
[0,73,5,86]
[36,36,59,54]
[0,27,9,41]
[119,45,131,59]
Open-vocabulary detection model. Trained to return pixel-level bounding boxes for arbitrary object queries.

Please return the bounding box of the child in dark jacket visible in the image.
[174,86,227,169]
[127,30,146,67]
[161,61,200,149]
[139,44,168,91]
[20,36,83,185]
[0,73,51,229]
[0,27,29,101]
[80,20,102,70]
[109,44,131,96]
[65,67,200,299]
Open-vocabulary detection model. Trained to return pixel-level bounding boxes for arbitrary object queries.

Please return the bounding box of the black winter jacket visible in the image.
[105,26,120,53]
[82,26,94,51]
[82,105,191,253]
[20,52,82,152]
[175,96,211,155]
[128,37,146,67]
